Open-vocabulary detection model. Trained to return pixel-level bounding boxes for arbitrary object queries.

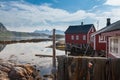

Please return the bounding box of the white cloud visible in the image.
[0,1,96,32]
[105,0,120,6]
[0,1,120,32]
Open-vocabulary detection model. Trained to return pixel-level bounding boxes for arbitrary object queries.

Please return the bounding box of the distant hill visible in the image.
[0,23,7,31]
[0,23,48,40]
[34,29,64,35]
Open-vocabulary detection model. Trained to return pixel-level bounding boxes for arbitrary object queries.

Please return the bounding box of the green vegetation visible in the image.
[0,31,14,37]
[0,31,42,37]
[49,34,65,39]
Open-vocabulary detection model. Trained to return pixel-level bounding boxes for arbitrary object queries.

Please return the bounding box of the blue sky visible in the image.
[0,0,120,32]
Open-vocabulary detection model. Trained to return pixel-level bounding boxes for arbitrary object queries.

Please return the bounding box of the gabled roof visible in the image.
[92,20,120,36]
[65,24,94,34]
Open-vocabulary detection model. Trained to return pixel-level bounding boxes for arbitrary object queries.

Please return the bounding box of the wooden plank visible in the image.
[35,54,53,57]
[35,54,65,57]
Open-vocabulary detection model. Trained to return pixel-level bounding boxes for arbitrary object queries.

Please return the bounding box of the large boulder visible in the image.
[0,59,42,80]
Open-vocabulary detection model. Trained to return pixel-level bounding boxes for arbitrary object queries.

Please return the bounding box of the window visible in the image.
[91,28,94,32]
[90,36,94,42]
[99,35,106,43]
[76,35,79,40]
[71,35,74,40]
[83,35,86,40]
[110,38,118,54]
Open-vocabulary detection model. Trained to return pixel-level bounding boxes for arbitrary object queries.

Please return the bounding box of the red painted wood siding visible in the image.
[65,34,87,44]
[65,26,96,45]
[95,34,106,51]
[101,30,120,36]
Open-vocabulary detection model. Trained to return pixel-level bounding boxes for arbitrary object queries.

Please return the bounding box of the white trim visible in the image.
[94,35,96,50]
[99,35,107,43]
[109,37,120,58]
[88,26,94,34]
[87,26,95,43]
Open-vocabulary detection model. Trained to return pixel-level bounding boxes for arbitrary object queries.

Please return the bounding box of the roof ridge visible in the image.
[69,24,93,27]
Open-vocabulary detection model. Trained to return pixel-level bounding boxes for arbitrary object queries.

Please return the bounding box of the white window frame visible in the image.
[99,35,106,43]
[90,36,94,42]
[71,35,74,40]
[83,35,86,40]
[109,37,120,57]
[91,28,94,32]
[76,35,79,40]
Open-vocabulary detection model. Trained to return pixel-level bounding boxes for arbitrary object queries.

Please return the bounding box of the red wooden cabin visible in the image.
[65,23,96,46]
[91,19,120,58]
[91,18,111,51]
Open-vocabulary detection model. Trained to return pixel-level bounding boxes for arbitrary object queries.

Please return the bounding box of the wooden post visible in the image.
[106,36,108,58]
[52,29,56,80]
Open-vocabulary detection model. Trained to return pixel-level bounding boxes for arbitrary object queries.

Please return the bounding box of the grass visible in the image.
[56,45,65,51]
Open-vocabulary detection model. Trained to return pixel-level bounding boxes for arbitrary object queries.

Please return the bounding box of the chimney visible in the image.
[81,22,83,25]
[106,18,111,26]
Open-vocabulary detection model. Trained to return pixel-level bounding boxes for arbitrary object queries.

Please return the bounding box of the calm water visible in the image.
[0,41,65,75]
[0,36,49,41]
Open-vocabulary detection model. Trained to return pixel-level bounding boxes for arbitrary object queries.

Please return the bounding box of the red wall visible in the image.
[65,34,87,44]
[95,34,106,51]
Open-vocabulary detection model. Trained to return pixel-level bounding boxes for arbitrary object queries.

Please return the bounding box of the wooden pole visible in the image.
[52,29,56,80]
[53,29,56,68]
[106,36,108,58]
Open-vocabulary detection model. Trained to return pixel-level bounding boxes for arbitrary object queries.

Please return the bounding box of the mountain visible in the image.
[34,29,64,35]
[0,23,7,31]
[34,29,51,35]
[0,22,48,40]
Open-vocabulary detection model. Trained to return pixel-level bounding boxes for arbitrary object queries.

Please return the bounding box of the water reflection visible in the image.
[0,36,49,41]
[0,41,65,76]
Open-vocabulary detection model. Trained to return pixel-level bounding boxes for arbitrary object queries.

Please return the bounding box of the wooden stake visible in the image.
[52,29,56,80]
[53,29,56,68]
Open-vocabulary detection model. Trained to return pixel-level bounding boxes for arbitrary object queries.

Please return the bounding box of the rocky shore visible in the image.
[0,59,42,80]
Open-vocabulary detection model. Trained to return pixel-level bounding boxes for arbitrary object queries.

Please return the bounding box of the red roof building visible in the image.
[65,23,96,45]
[91,19,120,58]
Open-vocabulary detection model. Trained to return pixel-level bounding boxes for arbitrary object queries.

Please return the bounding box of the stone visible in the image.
[0,59,43,80]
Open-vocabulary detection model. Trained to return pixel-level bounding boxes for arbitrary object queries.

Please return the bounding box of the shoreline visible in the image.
[0,38,52,44]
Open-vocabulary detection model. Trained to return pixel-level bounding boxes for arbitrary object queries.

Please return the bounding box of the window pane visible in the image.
[71,35,74,40]
[83,35,86,40]
[110,38,118,54]
[76,35,79,40]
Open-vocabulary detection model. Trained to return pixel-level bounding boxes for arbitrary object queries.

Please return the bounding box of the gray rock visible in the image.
[0,59,43,80]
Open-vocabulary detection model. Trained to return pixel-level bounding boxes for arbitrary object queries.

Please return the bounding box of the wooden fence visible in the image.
[57,56,120,80]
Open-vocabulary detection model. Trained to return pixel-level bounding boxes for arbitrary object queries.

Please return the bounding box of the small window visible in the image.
[76,35,79,40]
[71,35,74,40]
[83,35,86,40]
[90,36,94,42]
[99,35,106,43]
[110,38,118,54]
[91,28,94,32]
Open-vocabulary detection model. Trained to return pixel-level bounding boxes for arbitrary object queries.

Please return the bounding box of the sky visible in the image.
[0,0,120,32]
